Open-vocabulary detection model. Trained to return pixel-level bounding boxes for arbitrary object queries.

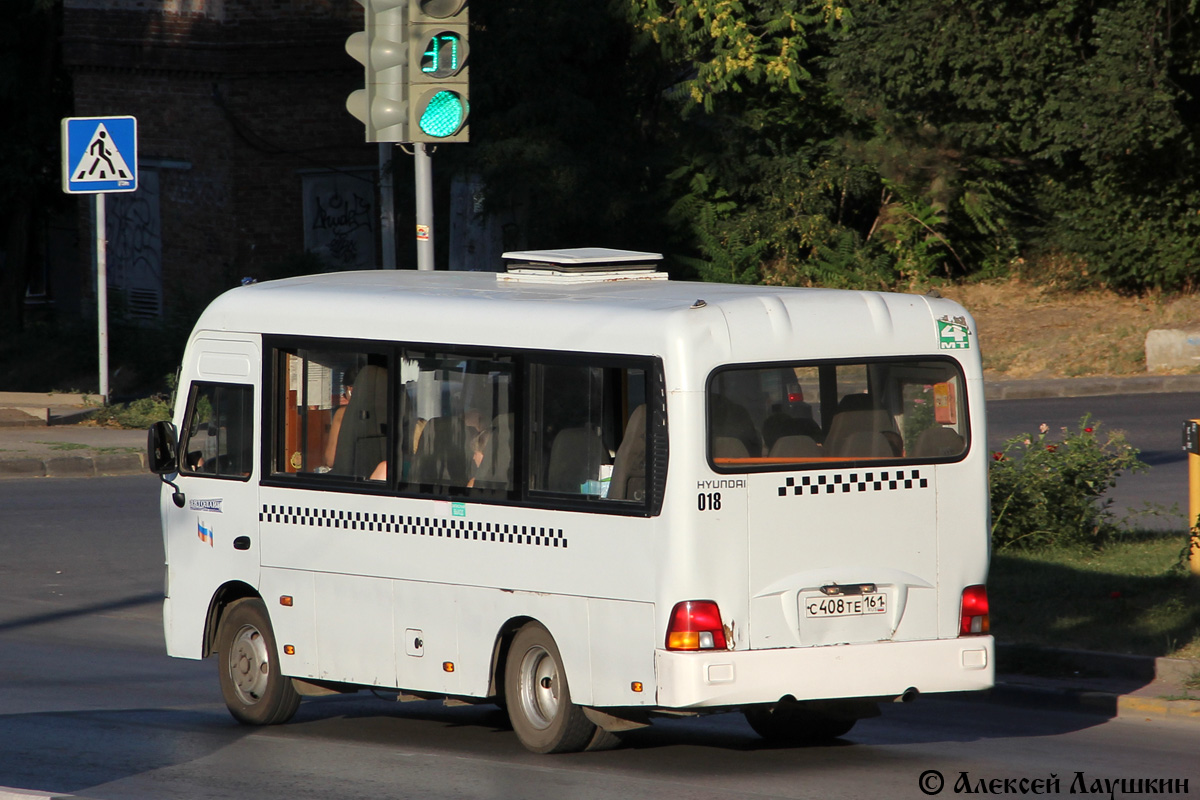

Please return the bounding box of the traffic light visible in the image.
[345,0,409,143]
[408,0,469,142]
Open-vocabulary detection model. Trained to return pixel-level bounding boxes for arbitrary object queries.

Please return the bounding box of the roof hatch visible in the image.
[499,248,667,284]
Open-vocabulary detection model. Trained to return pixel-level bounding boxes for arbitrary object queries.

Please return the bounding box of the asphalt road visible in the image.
[0,393,1197,799]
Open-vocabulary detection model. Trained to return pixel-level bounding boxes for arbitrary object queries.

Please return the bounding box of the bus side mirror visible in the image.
[148,421,180,475]
[149,421,187,509]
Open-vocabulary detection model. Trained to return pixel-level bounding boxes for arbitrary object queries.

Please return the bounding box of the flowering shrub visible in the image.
[989,417,1145,550]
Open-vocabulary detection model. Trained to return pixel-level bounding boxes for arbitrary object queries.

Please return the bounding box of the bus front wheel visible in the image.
[504,623,601,753]
[216,598,301,726]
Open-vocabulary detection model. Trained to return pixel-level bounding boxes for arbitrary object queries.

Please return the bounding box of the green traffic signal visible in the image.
[418,90,467,138]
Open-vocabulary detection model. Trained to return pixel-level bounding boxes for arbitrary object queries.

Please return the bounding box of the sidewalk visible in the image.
[0,392,145,479]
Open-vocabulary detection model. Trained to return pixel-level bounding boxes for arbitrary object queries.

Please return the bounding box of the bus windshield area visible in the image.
[707,358,968,470]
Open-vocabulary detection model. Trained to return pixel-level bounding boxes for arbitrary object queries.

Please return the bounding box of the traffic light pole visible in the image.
[415,143,434,271]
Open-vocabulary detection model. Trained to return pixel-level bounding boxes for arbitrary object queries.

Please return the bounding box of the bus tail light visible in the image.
[666,600,728,650]
[959,585,989,635]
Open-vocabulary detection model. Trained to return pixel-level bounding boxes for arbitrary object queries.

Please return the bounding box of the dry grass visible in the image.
[940,280,1200,380]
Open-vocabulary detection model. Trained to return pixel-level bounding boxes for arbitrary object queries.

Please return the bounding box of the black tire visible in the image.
[744,700,858,744]
[216,598,301,726]
[503,622,599,753]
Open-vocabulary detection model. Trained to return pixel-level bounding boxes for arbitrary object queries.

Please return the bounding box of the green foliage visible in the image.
[828,0,1200,291]
[990,417,1147,551]
[90,394,174,429]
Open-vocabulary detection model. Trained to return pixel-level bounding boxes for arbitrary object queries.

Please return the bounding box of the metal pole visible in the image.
[379,143,396,269]
[1190,422,1200,579]
[414,143,434,271]
[96,193,109,405]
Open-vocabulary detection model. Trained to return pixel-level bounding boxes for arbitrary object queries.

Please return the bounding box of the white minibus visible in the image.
[149,248,992,753]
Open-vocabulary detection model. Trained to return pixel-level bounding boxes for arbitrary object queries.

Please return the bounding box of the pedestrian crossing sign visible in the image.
[61,116,138,194]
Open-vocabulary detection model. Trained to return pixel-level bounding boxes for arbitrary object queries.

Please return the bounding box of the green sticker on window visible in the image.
[938,320,971,350]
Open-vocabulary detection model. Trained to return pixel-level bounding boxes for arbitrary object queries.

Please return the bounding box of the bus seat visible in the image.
[709,394,761,456]
[712,436,750,460]
[547,426,604,493]
[608,405,646,501]
[824,408,896,457]
[763,413,822,451]
[913,426,965,458]
[472,413,513,493]
[412,415,469,490]
[835,430,896,458]
[768,435,820,459]
[332,364,387,477]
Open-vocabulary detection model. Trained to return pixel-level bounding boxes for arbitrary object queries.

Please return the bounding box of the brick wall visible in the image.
[63,0,376,318]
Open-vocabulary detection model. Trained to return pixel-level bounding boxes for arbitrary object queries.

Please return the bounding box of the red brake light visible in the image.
[960,585,989,635]
[666,600,727,650]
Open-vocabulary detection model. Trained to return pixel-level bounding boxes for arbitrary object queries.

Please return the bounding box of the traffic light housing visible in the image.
[345,0,409,143]
[408,0,470,142]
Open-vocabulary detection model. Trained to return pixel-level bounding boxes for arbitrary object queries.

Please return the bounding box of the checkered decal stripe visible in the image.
[778,469,928,497]
[259,504,568,548]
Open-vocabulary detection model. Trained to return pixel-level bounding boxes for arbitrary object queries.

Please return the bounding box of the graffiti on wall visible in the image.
[105,168,163,319]
[302,171,376,269]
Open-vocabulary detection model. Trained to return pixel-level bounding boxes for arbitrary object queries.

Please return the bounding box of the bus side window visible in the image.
[528,361,648,501]
[274,348,389,479]
[180,382,253,479]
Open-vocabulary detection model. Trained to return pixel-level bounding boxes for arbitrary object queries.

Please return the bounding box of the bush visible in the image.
[89,394,174,429]
[989,417,1145,550]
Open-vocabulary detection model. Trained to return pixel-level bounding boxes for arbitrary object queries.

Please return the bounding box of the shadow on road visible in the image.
[0,591,163,635]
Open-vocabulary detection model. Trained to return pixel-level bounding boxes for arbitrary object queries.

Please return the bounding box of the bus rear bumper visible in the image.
[654,635,994,710]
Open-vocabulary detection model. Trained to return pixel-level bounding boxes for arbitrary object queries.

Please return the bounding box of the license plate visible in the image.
[804,593,887,618]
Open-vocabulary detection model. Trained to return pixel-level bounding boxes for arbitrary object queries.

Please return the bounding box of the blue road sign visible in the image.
[61,116,138,194]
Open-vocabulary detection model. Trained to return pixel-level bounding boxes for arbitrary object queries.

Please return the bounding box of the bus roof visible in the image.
[192,270,976,367]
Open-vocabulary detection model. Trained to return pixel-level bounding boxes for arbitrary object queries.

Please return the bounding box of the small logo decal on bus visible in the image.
[189,498,223,513]
[197,520,215,547]
[938,319,971,350]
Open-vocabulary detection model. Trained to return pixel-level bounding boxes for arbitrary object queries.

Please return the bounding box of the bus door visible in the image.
[167,339,262,647]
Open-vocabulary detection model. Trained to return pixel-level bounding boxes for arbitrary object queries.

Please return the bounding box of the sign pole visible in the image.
[96,193,109,404]
[61,115,137,405]
[1182,420,1200,589]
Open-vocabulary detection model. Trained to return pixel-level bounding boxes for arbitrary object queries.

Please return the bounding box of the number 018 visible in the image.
[697,492,722,511]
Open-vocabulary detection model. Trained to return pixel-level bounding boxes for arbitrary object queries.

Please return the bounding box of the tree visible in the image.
[829,0,1200,290]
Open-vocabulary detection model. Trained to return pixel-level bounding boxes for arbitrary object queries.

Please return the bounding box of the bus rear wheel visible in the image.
[216,598,301,726]
[743,699,859,744]
[504,623,601,753]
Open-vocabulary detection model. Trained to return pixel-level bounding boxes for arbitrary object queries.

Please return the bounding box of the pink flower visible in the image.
[1039,423,1049,434]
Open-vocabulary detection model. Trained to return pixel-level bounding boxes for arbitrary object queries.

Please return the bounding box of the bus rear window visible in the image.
[708,358,968,471]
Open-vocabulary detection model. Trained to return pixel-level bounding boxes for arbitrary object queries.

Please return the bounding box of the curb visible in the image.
[984,374,1200,401]
[990,645,1200,723]
[0,452,146,480]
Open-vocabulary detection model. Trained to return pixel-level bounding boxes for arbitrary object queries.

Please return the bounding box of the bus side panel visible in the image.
[391,585,655,707]
[260,568,318,679]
